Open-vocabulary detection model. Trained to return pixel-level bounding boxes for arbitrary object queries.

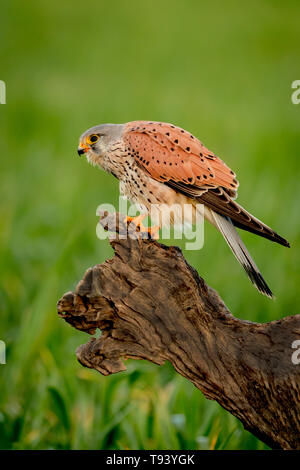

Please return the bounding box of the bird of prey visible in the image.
[78,120,289,298]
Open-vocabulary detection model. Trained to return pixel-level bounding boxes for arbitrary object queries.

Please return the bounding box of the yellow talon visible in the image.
[124,214,147,226]
[123,215,160,240]
[148,225,160,240]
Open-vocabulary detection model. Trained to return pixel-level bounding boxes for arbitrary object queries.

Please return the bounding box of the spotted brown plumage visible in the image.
[78,120,290,298]
[123,121,288,247]
[123,121,239,191]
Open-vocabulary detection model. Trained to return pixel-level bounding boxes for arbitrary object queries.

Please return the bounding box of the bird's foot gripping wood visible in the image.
[124,214,160,240]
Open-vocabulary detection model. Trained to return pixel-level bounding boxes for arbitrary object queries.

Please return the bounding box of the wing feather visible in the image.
[166,181,290,247]
[123,121,239,192]
[123,120,289,247]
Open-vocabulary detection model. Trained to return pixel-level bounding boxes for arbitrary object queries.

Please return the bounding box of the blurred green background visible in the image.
[0,0,299,450]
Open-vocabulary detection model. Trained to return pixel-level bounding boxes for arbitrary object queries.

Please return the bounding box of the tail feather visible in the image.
[199,188,290,248]
[210,210,274,298]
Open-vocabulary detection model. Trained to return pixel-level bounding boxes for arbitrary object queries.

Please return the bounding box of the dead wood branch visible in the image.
[57,211,300,449]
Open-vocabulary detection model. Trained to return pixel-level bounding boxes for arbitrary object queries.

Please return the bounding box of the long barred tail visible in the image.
[199,188,290,248]
[210,210,274,298]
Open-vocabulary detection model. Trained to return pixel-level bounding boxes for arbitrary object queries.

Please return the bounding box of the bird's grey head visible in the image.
[77,123,124,166]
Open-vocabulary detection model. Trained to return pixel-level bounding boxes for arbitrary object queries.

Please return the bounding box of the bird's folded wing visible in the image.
[123,120,239,193]
[166,182,289,247]
[123,121,289,247]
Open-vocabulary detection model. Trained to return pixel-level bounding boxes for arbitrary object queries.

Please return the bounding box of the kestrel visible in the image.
[78,121,290,298]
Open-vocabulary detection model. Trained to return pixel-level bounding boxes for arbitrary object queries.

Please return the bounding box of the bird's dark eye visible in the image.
[87,134,99,145]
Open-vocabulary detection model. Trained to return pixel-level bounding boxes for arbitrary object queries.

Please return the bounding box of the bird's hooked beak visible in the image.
[77,142,89,156]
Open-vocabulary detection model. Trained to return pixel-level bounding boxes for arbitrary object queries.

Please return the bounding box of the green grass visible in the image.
[0,0,299,450]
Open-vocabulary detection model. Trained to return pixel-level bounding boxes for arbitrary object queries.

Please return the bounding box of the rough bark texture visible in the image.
[57,212,300,450]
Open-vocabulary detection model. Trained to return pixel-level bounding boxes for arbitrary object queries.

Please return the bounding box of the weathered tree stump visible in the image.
[57,212,300,450]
